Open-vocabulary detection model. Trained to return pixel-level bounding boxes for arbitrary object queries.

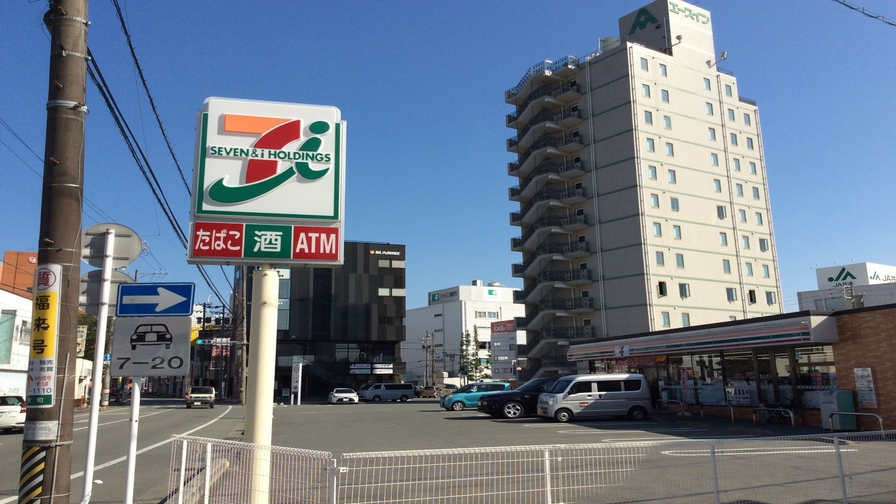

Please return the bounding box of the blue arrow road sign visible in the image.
[116,283,195,317]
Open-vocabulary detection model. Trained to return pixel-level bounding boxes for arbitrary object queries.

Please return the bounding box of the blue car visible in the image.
[440,382,512,411]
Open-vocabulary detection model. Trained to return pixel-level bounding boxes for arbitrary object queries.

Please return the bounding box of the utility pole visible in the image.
[20,1,89,503]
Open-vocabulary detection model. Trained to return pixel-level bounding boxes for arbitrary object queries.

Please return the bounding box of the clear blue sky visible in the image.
[2,1,894,312]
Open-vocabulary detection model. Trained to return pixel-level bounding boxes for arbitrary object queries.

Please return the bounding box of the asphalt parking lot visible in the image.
[266,398,829,456]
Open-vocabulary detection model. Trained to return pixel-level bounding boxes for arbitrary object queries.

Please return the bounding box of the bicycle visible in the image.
[768,407,804,426]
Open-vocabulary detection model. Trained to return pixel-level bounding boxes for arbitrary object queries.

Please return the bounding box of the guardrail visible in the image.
[829,412,884,434]
[753,407,797,427]
[700,403,735,423]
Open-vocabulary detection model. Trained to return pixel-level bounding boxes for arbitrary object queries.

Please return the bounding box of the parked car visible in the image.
[328,388,359,404]
[358,383,415,402]
[440,382,511,411]
[442,384,458,393]
[0,396,26,432]
[477,377,559,419]
[421,386,438,398]
[185,386,216,409]
[537,373,652,422]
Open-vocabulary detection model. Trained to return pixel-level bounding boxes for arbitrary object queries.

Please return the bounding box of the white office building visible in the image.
[798,262,896,311]
[403,281,525,386]
[506,0,782,378]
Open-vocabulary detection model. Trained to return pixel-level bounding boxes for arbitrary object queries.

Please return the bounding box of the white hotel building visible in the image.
[507,0,783,378]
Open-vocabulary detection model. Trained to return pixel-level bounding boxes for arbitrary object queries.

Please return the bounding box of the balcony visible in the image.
[509,159,586,201]
[515,297,594,331]
[505,57,579,105]
[510,186,586,226]
[510,213,588,252]
[511,241,590,279]
[517,133,584,170]
[514,268,593,304]
[526,325,596,359]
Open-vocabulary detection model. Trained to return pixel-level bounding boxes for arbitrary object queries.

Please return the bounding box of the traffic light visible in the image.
[195,339,210,346]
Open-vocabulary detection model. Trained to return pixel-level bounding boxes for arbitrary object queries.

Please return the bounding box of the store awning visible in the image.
[567,312,837,361]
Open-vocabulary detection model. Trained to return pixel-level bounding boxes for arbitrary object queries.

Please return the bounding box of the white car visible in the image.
[0,396,26,432]
[328,388,359,404]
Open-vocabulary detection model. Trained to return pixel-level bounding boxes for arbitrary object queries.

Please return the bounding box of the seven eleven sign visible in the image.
[189,97,345,266]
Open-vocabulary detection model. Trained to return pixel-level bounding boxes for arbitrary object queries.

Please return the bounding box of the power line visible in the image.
[831,0,896,27]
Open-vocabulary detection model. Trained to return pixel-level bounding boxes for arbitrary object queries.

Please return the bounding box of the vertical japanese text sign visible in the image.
[27,264,62,408]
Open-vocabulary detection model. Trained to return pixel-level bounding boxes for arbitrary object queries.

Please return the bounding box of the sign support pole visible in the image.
[245,264,278,504]
[81,227,114,504]
[123,376,141,504]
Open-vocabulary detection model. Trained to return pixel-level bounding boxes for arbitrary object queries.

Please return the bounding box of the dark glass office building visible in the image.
[237,241,407,398]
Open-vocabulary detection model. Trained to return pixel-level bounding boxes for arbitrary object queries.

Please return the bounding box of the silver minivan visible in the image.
[358,383,415,402]
[537,373,652,422]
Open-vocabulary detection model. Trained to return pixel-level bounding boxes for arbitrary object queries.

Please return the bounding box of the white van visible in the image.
[537,373,652,422]
[358,383,415,402]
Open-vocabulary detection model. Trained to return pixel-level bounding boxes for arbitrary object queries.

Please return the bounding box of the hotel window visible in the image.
[644,110,653,124]
[723,259,731,274]
[748,289,757,304]
[640,57,648,70]
[742,235,750,249]
[745,263,754,276]
[661,89,670,102]
[675,253,685,268]
[733,158,741,171]
[743,113,751,126]
[682,313,691,327]
[679,283,691,298]
[653,222,662,237]
[752,187,760,199]
[738,209,746,222]
[755,212,763,225]
[668,169,677,183]
[703,77,711,90]
[658,281,668,296]
[759,238,769,252]
[725,84,732,96]
[766,291,777,305]
[659,63,667,76]
[713,179,722,192]
[650,194,660,208]
[706,102,714,115]
[716,205,727,219]
[670,198,680,212]
[665,142,674,156]
[708,127,716,140]
[673,225,681,239]
[711,153,719,166]
[663,115,672,129]
[646,138,655,151]
[648,166,657,179]
[378,288,391,296]
[720,232,728,245]
[762,264,770,278]
[728,109,735,121]
[735,183,743,196]
[726,288,738,302]
[730,133,738,146]
[656,251,665,266]
[642,84,651,97]
[749,162,757,174]
[661,311,671,327]
[747,137,755,149]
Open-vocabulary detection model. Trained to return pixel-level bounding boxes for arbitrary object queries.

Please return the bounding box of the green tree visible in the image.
[78,312,97,361]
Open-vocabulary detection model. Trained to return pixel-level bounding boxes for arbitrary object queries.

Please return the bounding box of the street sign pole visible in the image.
[82,227,114,504]
[245,264,278,504]
[124,376,141,504]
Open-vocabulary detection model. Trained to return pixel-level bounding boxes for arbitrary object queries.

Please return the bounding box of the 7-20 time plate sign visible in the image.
[188,97,346,266]
[111,317,191,377]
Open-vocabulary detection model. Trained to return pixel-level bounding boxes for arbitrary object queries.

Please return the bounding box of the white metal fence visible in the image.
[168,431,896,503]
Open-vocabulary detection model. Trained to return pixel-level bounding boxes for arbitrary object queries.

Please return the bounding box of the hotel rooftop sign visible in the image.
[188,97,345,266]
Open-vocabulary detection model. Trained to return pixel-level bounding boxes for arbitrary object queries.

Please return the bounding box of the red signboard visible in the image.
[190,221,339,263]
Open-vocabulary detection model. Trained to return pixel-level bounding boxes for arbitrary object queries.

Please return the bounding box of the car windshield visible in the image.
[191,387,214,394]
[359,384,371,390]
[334,388,354,394]
[455,385,474,394]
[517,378,558,392]
[546,378,574,393]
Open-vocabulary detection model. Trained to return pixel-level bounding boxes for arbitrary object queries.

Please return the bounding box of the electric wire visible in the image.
[831,0,896,26]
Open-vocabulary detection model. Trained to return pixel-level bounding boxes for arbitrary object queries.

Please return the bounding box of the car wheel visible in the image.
[554,408,573,423]
[502,402,524,419]
[186,403,192,409]
[372,395,381,402]
[165,344,171,349]
[210,402,215,409]
[399,395,409,402]
[451,401,465,411]
[628,406,647,421]
[131,345,136,351]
